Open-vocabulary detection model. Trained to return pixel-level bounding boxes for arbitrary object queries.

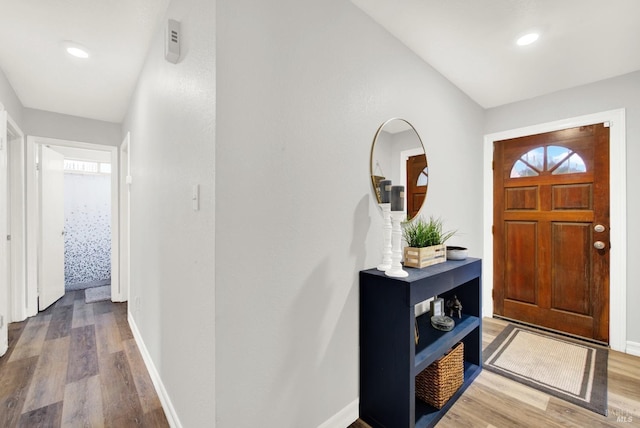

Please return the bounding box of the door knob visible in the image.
[594,241,606,250]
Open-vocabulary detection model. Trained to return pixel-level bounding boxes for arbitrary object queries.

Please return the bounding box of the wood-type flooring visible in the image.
[352,317,640,428]
[0,290,169,427]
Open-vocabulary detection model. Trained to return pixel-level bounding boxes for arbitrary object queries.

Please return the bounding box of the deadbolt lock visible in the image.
[594,224,606,233]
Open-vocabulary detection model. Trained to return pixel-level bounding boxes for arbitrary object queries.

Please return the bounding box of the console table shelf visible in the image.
[360,258,482,428]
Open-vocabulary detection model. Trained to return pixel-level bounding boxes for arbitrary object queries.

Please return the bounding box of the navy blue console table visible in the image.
[359,258,482,428]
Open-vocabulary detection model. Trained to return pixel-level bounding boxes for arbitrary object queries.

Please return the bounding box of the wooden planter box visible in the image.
[404,244,446,268]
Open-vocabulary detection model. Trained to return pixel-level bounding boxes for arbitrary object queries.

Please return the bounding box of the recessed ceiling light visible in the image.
[516,33,539,46]
[62,41,90,59]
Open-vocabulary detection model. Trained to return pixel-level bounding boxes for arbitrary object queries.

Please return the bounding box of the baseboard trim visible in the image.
[318,398,359,428]
[626,340,640,357]
[128,312,182,428]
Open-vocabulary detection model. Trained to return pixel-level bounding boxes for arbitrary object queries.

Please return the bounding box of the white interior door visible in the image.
[0,110,8,356]
[38,145,65,310]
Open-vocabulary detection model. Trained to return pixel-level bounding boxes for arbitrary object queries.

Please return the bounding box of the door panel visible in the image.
[39,145,65,311]
[504,221,537,304]
[406,154,427,219]
[494,123,610,342]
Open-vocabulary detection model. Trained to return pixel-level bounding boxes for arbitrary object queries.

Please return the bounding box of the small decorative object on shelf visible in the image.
[430,296,444,316]
[386,210,408,277]
[377,202,392,271]
[446,295,463,318]
[402,216,456,268]
[446,246,468,260]
[430,315,454,331]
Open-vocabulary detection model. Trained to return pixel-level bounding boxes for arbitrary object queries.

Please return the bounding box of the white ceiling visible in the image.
[1,1,639,124]
[0,0,170,123]
[351,0,640,108]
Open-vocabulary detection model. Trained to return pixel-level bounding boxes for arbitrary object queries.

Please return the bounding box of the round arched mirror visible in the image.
[370,118,428,220]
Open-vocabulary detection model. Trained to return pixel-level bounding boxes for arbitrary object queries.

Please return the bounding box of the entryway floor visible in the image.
[0,290,169,427]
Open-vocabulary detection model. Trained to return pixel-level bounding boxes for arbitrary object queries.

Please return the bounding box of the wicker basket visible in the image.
[415,342,464,409]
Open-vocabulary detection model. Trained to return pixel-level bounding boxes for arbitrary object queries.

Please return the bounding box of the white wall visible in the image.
[0,67,23,125]
[23,108,121,147]
[122,0,215,425]
[217,0,483,426]
[485,70,640,344]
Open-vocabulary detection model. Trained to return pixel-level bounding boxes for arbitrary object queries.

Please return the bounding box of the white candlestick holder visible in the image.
[377,203,392,271]
[385,211,408,278]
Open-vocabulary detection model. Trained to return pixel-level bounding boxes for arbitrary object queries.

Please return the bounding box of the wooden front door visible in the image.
[406,154,428,219]
[493,123,610,343]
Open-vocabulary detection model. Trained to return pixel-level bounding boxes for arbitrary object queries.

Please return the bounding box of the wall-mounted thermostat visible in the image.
[165,19,181,64]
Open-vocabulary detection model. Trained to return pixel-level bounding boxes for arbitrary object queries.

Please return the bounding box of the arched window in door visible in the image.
[510,145,587,178]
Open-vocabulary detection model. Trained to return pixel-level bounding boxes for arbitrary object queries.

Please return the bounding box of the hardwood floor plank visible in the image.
[23,336,71,413]
[17,401,63,428]
[114,304,134,341]
[55,291,77,308]
[142,407,171,428]
[66,325,99,384]
[99,350,145,428]
[473,369,550,411]
[72,299,96,329]
[8,317,52,362]
[45,305,74,341]
[92,301,114,316]
[0,356,39,428]
[95,312,123,355]
[61,375,105,428]
[122,339,162,414]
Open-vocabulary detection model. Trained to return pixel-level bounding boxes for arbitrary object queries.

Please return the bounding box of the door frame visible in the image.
[5,113,26,322]
[26,136,122,315]
[482,109,627,352]
[119,132,131,303]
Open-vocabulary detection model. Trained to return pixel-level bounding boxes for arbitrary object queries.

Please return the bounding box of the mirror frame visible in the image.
[369,118,428,219]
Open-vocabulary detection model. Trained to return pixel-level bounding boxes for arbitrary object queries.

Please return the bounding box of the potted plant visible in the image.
[402,216,456,268]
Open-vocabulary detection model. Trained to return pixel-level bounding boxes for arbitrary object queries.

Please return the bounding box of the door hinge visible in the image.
[36,162,40,171]
[492,161,495,170]
[6,235,10,241]
[491,225,495,234]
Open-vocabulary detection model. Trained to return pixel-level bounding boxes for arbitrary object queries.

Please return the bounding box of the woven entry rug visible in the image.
[483,324,608,415]
[85,285,111,303]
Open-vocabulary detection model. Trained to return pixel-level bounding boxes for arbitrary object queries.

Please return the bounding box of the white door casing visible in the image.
[25,136,121,313]
[120,132,131,302]
[0,109,8,356]
[38,145,65,310]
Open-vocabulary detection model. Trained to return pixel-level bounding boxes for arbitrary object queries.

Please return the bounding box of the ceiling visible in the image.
[1,1,639,124]
[0,0,170,123]
[351,0,640,108]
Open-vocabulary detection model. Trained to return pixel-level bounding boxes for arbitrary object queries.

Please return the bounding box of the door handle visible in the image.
[594,241,606,250]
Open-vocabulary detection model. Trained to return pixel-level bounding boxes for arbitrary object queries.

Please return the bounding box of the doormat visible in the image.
[85,285,111,303]
[483,324,608,415]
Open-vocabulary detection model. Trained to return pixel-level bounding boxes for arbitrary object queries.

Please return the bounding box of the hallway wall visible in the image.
[122,0,215,425]
[23,108,121,147]
[216,0,483,426]
[0,67,23,125]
